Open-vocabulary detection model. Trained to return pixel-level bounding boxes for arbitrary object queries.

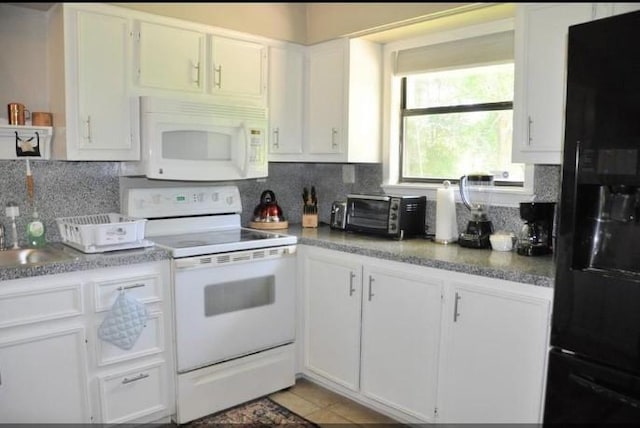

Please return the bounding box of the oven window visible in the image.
[204,276,275,316]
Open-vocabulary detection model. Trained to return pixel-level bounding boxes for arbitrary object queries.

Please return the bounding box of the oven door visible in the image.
[173,246,296,373]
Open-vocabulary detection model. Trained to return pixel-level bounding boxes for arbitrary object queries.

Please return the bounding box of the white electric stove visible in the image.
[123,185,297,424]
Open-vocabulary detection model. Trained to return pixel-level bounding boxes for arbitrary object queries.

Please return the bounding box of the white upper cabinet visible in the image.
[136,20,205,93]
[512,3,594,165]
[48,4,140,160]
[209,36,267,103]
[268,43,305,158]
[593,2,640,18]
[307,39,346,157]
[305,38,382,163]
[134,19,267,105]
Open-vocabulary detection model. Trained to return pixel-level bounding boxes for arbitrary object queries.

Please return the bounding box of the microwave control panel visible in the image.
[248,128,268,175]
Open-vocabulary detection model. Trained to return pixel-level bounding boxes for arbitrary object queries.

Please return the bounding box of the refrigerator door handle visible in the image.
[570,373,640,408]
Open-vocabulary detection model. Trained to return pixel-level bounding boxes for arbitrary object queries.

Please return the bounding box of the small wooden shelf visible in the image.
[0,124,53,160]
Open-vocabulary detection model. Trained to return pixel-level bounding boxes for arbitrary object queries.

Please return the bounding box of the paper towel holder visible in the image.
[435,180,459,245]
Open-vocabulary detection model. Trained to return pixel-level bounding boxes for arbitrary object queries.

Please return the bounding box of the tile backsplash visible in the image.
[0,160,560,246]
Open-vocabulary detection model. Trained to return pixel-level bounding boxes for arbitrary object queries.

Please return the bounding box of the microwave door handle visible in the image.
[240,122,249,177]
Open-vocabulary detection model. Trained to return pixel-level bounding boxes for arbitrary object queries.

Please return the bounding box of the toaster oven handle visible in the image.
[346,194,391,202]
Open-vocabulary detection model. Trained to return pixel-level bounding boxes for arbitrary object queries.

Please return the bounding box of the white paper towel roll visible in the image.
[435,180,458,244]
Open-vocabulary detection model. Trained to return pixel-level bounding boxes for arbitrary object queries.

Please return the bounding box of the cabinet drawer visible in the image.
[95,311,164,366]
[0,283,83,328]
[93,274,162,312]
[98,361,168,423]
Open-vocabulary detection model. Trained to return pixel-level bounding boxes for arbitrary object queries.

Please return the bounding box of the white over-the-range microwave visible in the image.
[121,96,268,181]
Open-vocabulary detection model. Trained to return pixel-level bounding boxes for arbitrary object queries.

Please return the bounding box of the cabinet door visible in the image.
[209,36,266,100]
[307,39,345,155]
[439,280,551,423]
[0,326,90,423]
[137,20,204,93]
[74,9,138,160]
[268,44,304,157]
[361,263,442,422]
[594,2,640,18]
[303,250,361,391]
[512,3,593,164]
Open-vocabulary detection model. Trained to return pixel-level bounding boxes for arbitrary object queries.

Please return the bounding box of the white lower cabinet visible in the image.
[0,325,91,423]
[304,252,362,391]
[0,260,174,424]
[300,245,552,424]
[302,246,442,423]
[437,275,552,423]
[360,263,442,422]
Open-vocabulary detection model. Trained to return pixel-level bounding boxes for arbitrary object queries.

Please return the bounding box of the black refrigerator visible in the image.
[544,10,640,424]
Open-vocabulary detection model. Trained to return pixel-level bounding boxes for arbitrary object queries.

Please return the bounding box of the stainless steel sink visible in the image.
[0,245,80,268]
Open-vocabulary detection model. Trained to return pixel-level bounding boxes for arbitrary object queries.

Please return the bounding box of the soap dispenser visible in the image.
[24,159,46,248]
[26,208,46,248]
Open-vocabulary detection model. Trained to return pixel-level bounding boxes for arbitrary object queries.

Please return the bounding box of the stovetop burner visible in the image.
[148,227,296,258]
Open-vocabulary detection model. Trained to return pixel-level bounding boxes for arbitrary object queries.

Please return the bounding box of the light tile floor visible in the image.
[269,377,403,426]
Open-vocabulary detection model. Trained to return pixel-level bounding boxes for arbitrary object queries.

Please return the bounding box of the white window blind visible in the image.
[394,30,514,75]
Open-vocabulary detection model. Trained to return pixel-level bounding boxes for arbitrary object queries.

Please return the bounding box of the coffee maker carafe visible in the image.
[516,202,556,256]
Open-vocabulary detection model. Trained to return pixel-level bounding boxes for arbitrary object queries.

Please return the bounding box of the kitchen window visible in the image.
[400,63,523,185]
[382,20,534,203]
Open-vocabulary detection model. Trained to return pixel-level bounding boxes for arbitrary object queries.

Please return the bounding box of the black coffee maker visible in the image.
[516,202,556,256]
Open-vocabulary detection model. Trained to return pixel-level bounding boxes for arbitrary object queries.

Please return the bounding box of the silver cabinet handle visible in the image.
[273,128,280,149]
[331,127,338,149]
[527,116,533,145]
[214,64,222,88]
[122,373,149,384]
[454,291,461,322]
[349,272,356,296]
[117,283,146,291]
[85,116,92,143]
[368,276,375,301]
[192,61,201,86]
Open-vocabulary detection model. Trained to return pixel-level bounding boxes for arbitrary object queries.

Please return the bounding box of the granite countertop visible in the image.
[0,242,172,282]
[2,226,556,288]
[285,224,555,288]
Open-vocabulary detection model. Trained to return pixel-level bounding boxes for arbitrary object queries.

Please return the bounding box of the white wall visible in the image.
[112,2,308,44]
[0,4,49,121]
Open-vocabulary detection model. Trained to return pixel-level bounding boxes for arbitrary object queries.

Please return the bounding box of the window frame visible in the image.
[381,17,534,207]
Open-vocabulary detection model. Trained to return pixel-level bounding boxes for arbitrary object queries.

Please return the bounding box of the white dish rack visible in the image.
[56,213,154,253]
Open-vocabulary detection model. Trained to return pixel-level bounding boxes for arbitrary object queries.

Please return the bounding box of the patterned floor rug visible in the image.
[183,397,319,426]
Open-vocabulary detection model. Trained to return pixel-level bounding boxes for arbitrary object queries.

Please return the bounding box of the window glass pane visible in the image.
[402,110,524,182]
[406,63,514,109]
[401,61,524,184]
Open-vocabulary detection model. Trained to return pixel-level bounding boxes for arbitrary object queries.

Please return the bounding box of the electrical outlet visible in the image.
[342,164,355,184]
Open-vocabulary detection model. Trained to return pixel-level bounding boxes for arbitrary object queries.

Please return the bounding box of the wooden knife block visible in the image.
[302,213,318,228]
